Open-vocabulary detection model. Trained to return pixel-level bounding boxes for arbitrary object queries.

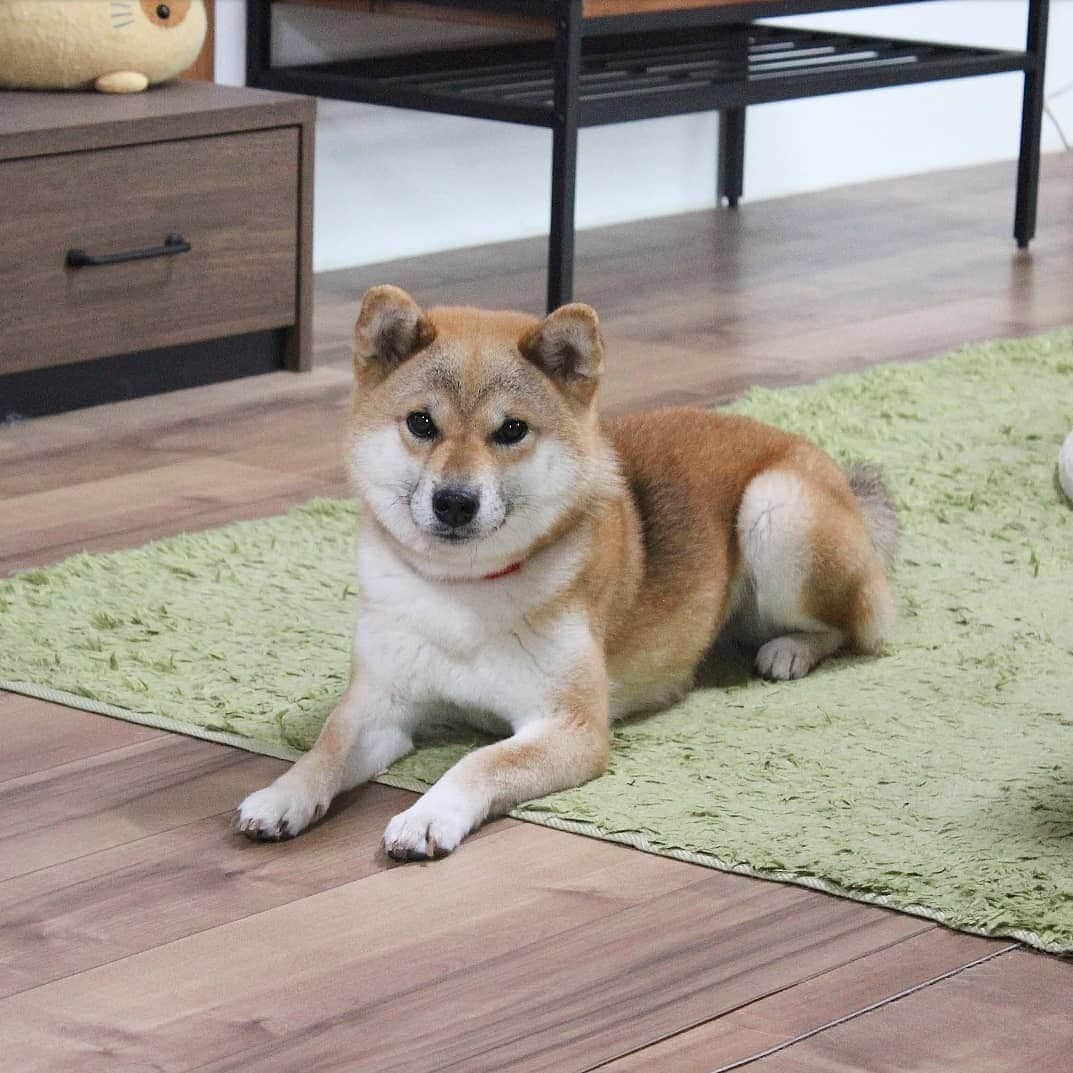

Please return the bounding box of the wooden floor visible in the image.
[3,154,1072,1072]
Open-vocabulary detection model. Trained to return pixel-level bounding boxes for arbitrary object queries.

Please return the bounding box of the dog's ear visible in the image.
[518,303,604,403]
[353,285,436,376]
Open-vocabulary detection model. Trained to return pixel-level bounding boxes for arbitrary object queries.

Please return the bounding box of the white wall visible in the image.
[213,1,1073,272]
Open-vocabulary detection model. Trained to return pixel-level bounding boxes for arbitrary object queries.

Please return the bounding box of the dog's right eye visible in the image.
[405,411,437,440]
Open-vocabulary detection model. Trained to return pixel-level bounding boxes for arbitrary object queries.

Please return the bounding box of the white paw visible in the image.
[234,780,329,841]
[381,791,475,861]
[756,636,816,681]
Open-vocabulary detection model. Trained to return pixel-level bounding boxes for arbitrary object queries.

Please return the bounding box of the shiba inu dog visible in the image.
[235,286,898,859]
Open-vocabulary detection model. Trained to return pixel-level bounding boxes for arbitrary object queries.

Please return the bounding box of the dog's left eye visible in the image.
[492,418,529,445]
[405,411,437,439]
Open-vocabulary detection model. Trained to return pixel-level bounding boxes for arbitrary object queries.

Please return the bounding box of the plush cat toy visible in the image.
[0,0,207,93]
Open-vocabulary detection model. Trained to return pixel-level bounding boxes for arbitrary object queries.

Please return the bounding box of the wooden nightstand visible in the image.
[0,82,315,418]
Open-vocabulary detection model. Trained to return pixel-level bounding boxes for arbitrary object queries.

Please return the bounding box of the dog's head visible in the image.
[345,285,615,578]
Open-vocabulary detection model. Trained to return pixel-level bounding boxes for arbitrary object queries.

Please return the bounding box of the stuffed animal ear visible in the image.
[353,285,436,375]
[518,303,605,401]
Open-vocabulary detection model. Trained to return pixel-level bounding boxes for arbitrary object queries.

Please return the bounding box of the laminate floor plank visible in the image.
[0,824,709,1073]
[0,777,505,998]
[0,735,277,881]
[0,693,164,783]
[744,949,1073,1073]
[0,364,351,461]
[598,927,1012,1072]
[0,442,199,499]
[0,459,317,566]
[0,366,353,496]
[188,886,932,1073]
[0,841,928,1073]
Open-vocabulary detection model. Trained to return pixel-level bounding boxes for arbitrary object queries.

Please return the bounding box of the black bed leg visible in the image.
[1015,0,1049,249]
[246,0,273,86]
[719,107,746,209]
[548,0,582,312]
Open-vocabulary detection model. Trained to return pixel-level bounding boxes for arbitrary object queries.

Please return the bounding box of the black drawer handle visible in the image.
[67,232,191,269]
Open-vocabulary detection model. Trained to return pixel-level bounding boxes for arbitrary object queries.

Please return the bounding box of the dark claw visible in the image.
[233,816,291,842]
[382,839,430,862]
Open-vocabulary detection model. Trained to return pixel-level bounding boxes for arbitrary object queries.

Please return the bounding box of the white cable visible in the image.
[1044,79,1073,150]
[1044,102,1072,150]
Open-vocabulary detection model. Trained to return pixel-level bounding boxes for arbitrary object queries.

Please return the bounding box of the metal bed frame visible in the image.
[247,0,1050,311]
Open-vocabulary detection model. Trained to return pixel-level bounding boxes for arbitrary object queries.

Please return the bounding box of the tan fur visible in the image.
[235,289,897,858]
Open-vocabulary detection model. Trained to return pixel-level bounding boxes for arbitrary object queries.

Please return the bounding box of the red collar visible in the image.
[482,560,524,581]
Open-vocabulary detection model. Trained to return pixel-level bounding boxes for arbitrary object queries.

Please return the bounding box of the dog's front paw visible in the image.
[381,792,475,861]
[234,781,328,842]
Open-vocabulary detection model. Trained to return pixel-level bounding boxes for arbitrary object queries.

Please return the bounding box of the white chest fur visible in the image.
[353,528,593,730]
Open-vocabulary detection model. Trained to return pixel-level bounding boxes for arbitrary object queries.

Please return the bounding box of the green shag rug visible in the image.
[3,331,1073,952]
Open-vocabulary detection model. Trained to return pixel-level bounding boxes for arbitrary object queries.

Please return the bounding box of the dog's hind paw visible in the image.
[756,635,817,681]
[381,792,474,861]
[234,782,327,842]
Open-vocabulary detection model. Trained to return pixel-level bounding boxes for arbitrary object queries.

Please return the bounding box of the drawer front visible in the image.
[0,128,299,374]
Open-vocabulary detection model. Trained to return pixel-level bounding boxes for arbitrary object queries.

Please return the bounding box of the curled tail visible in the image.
[846,462,899,571]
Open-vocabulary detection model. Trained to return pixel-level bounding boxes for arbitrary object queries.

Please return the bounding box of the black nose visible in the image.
[432,488,479,528]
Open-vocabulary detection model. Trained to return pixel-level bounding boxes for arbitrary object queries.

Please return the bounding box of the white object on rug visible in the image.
[1060,430,1073,505]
